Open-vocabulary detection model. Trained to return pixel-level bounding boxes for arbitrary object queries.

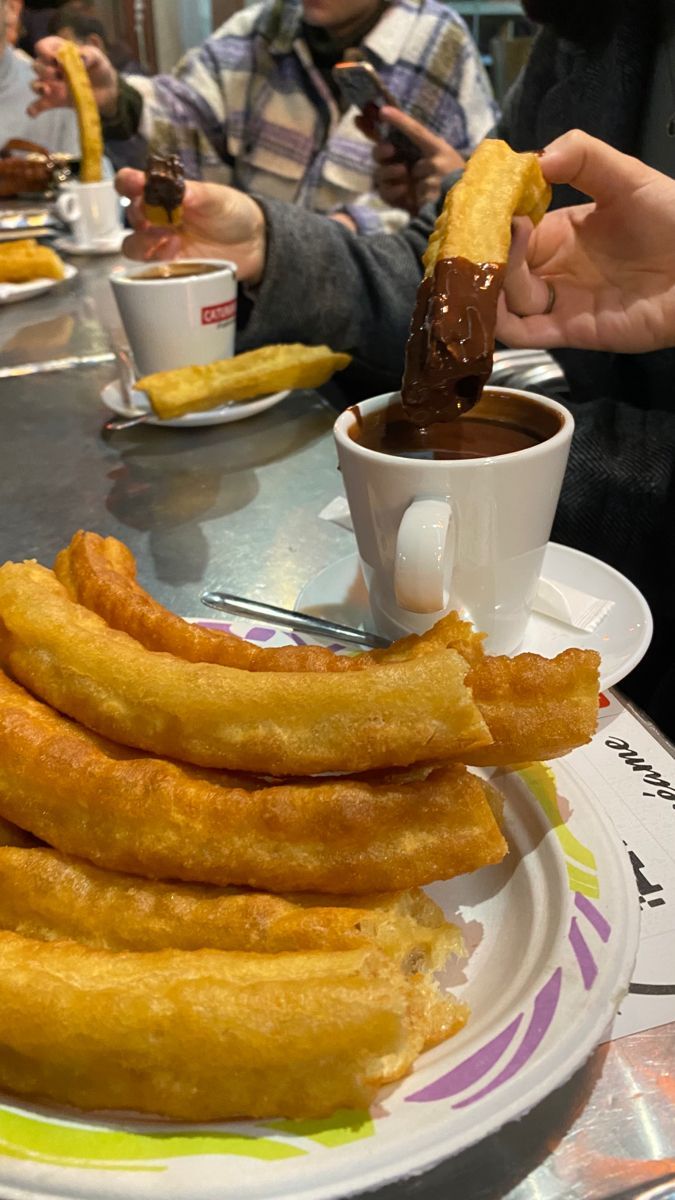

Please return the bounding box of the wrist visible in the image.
[99,74,121,120]
[243,202,267,287]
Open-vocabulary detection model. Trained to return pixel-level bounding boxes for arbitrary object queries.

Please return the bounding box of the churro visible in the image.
[402,139,551,424]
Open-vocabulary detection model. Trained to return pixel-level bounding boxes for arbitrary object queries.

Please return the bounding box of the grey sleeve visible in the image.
[556,396,675,583]
[237,197,438,379]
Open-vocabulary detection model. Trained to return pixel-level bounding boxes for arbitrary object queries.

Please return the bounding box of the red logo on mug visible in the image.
[201,299,236,325]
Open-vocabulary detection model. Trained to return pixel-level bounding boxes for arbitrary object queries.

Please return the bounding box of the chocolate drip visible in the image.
[401,257,505,427]
[143,154,186,221]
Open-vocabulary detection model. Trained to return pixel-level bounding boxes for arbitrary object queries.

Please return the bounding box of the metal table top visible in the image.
[0,251,673,1200]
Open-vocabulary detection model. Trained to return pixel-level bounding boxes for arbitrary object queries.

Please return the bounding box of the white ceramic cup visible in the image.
[109,259,237,376]
[55,179,122,246]
[333,387,574,653]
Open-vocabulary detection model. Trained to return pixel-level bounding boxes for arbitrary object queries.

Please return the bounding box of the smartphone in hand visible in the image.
[332,61,421,166]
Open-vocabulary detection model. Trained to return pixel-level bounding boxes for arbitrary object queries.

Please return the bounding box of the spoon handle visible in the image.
[102,412,148,432]
[200,590,390,649]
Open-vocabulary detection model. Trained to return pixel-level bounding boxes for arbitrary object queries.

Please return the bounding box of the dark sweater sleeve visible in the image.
[237,197,436,380]
[555,396,675,591]
[101,76,144,141]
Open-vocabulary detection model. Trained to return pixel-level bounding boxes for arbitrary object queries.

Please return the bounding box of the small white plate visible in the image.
[53,230,126,257]
[0,613,638,1199]
[0,262,77,305]
[296,543,653,691]
[100,379,291,429]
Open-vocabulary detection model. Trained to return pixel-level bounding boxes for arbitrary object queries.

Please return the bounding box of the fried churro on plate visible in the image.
[0,531,600,1122]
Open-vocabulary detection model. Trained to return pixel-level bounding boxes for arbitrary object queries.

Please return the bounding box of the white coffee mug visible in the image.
[333,387,574,653]
[55,179,122,246]
[109,259,237,376]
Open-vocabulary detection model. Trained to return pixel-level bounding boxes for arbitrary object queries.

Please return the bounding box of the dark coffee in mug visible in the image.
[131,262,223,280]
[349,390,564,460]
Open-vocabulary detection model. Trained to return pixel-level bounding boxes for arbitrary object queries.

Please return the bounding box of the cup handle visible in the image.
[394,497,454,613]
[54,192,80,225]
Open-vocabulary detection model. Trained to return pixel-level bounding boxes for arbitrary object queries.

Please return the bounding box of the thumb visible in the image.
[183,179,227,218]
[378,105,441,152]
[541,129,655,203]
[115,167,145,200]
[34,35,67,65]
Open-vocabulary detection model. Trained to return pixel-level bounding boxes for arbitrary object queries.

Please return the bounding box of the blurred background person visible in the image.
[45,3,146,168]
[17,0,96,57]
[31,0,497,233]
[0,0,78,151]
[370,0,664,220]
[3,0,28,53]
[47,5,145,75]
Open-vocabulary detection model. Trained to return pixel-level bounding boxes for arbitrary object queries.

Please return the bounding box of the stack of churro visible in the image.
[0,530,599,1122]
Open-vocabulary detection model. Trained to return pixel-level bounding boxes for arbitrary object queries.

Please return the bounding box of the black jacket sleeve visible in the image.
[101,76,144,141]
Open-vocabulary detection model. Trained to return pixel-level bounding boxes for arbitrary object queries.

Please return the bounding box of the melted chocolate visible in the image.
[401,256,505,427]
[143,153,186,222]
[351,407,541,460]
[350,393,561,461]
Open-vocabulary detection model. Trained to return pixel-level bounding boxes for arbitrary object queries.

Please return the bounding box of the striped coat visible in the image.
[130,0,497,232]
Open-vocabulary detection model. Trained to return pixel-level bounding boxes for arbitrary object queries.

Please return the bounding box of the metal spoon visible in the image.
[200,590,390,649]
[102,344,149,432]
[102,411,149,432]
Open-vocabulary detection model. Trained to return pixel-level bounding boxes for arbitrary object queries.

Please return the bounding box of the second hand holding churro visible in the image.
[115,168,267,280]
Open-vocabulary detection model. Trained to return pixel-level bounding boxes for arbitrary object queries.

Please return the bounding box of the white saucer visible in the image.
[53,230,126,256]
[0,261,77,305]
[101,379,291,428]
[296,542,653,691]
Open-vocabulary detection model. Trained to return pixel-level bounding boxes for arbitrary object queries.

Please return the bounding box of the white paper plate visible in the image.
[0,621,639,1200]
[0,262,77,305]
[296,544,653,691]
[101,379,291,428]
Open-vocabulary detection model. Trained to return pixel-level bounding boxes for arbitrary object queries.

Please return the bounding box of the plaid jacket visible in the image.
[130,0,497,233]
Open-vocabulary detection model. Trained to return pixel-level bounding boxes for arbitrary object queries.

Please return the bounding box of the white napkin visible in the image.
[318,497,614,634]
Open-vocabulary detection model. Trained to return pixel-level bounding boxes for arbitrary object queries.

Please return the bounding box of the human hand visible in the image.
[28,37,119,120]
[497,129,675,353]
[372,106,464,214]
[328,212,358,232]
[116,170,267,286]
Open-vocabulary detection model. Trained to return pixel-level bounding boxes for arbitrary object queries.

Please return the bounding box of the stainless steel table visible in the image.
[0,252,673,1200]
[0,253,355,609]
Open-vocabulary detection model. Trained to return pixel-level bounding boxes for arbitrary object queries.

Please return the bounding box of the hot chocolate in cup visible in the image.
[333,387,574,654]
[109,259,237,376]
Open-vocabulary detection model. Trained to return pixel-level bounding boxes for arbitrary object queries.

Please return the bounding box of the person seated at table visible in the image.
[0,0,78,152]
[17,0,98,57]
[3,0,27,55]
[114,127,675,738]
[47,6,146,76]
[370,0,667,223]
[28,0,496,234]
